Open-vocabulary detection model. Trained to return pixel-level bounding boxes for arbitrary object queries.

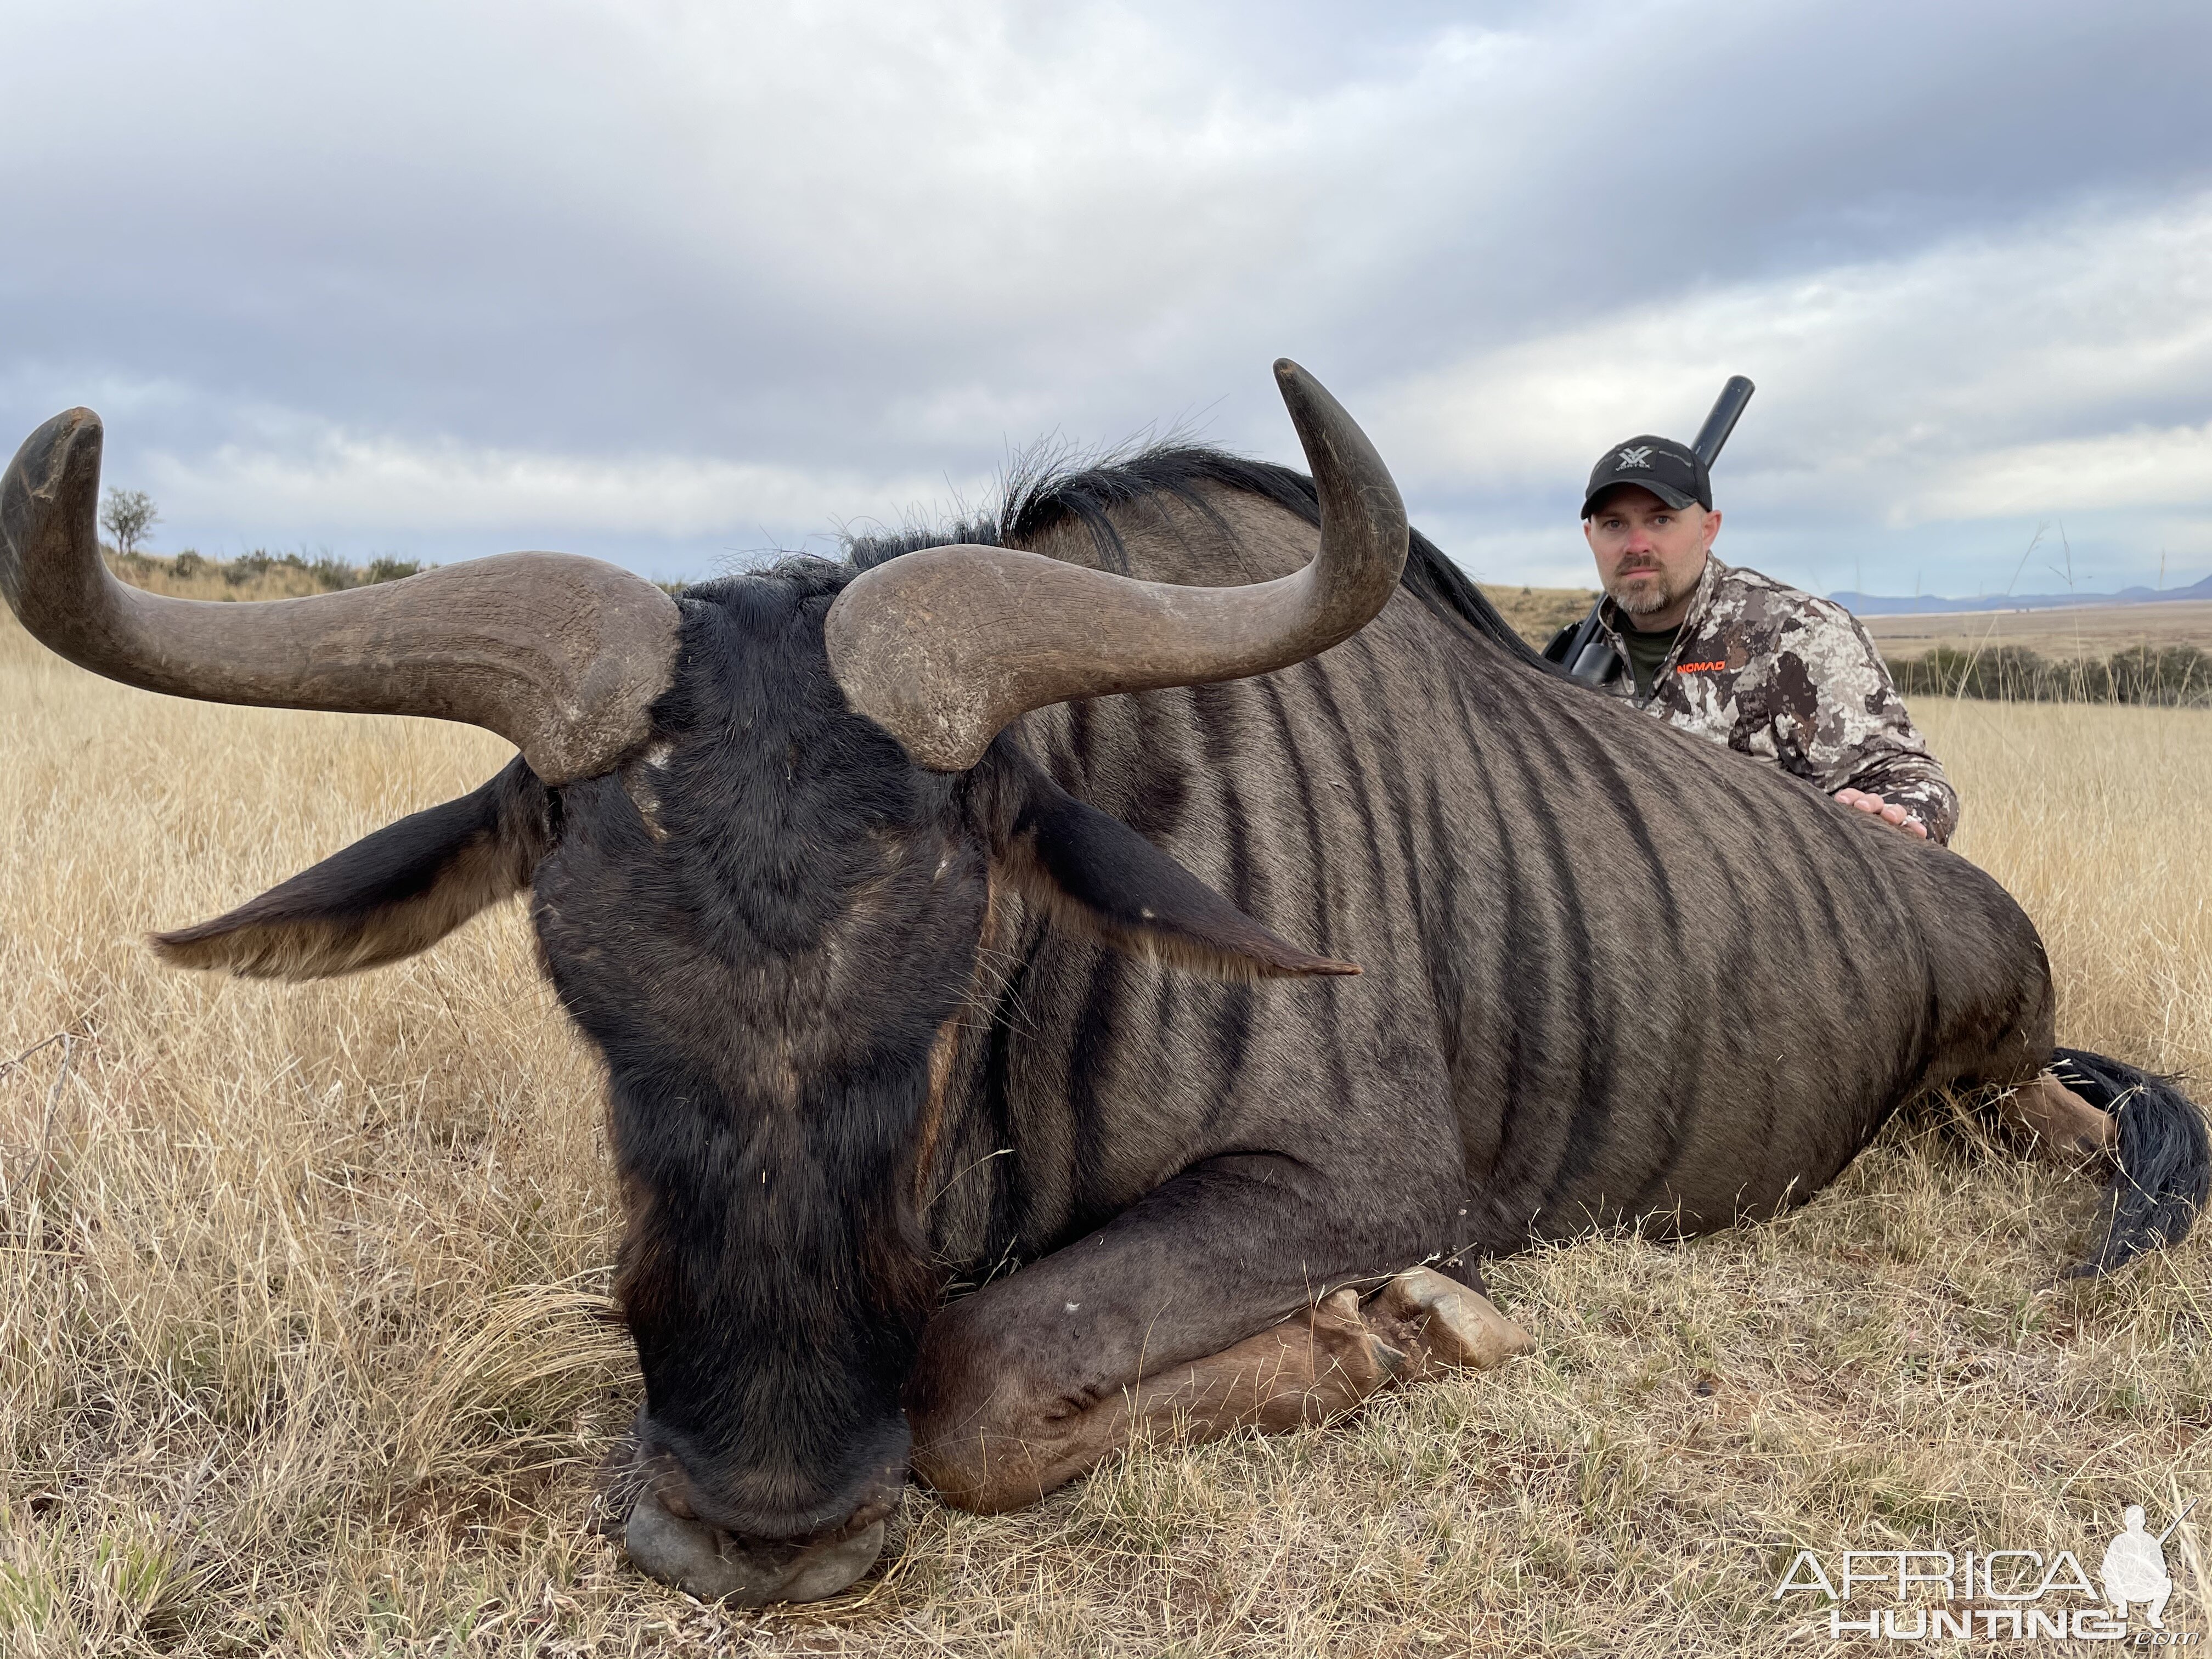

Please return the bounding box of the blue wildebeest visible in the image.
[2,364,2202,1605]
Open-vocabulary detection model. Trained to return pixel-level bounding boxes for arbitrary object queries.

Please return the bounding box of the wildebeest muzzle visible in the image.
[622,1414,910,1605]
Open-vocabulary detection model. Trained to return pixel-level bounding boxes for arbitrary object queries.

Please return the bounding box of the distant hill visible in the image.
[1832,573,2212,615]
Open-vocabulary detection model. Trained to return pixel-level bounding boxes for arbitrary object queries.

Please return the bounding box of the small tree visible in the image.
[101,489,160,557]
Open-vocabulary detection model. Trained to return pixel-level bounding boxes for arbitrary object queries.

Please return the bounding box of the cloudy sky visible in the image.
[3,0,2207,595]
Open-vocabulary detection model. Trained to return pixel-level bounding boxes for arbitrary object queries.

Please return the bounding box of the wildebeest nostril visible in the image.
[653,1486,697,1521]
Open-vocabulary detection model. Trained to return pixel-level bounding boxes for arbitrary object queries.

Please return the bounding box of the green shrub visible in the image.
[110,547,440,594]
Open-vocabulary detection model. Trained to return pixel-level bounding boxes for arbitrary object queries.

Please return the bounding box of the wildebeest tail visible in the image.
[2052,1047,2209,1276]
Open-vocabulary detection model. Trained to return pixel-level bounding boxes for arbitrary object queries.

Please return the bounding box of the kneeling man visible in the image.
[1547,435,1957,844]
[1545,434,2121,1161]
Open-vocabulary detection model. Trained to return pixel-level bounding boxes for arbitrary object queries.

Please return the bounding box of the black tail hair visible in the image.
[2052,1047,2210,1276]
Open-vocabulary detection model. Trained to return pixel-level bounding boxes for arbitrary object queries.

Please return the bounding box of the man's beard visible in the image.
[1609,566,1678,617]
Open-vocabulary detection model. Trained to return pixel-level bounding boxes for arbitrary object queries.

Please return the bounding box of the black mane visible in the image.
[842,444,1557,673]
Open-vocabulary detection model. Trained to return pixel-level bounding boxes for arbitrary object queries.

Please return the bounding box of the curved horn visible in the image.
[823,358,1409,771]
[1,409,681,785]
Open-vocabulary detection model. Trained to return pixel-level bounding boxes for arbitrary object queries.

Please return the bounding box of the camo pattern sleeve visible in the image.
[1596,558,1961,845]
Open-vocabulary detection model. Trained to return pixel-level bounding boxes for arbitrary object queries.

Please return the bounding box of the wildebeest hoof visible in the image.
[624,1490,886,1605]
[1368,1267,1534,1376]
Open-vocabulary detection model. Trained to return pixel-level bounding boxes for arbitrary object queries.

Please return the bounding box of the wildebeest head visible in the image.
[0,362,1407,1603]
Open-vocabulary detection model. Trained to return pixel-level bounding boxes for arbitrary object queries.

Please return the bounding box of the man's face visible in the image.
[1583,486,1721,623]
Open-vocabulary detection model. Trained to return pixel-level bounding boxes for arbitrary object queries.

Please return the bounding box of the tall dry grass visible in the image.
[2,612,2207,1656]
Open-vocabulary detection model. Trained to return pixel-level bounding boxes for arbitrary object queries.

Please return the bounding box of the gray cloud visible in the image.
[1,0,2204,591]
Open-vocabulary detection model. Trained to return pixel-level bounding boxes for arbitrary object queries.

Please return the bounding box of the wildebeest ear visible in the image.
[153,757,554,979]
[991,758,1358,981]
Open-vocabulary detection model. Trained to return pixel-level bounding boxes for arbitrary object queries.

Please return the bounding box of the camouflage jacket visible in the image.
[1581,555,1959,844]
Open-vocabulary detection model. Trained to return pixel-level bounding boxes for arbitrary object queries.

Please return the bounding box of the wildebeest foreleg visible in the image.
[911,1287,1386,1514]
[909,1264,1528,1515]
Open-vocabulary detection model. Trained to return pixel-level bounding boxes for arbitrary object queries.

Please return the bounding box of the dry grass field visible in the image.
[1473,583,2212,673]
[1460,577,2212,668]
[95,552,426,605]
[3,608,2209,1657]
[1472,585,1594,649]
[1862,600,2212,662]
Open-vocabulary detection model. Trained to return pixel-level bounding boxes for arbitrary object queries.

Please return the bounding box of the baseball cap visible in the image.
[1581,435,1711,519]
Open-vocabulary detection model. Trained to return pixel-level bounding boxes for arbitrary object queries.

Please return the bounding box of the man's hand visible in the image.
[1833,787,1928,839]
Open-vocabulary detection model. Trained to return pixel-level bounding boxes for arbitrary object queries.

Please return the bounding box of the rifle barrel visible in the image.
[2156,1496,2199,1544]
[1692,375,1756,470]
